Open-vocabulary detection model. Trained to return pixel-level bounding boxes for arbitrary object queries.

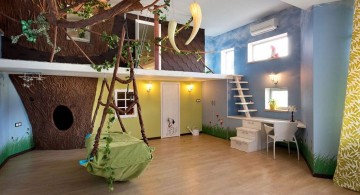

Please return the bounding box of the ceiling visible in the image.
[109,0,340,36]
[281,0,341,10]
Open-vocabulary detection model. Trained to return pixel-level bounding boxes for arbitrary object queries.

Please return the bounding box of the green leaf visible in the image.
[109,116,116,123]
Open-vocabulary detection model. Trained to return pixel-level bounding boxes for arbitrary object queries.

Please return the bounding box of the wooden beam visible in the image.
[154,5,160,70]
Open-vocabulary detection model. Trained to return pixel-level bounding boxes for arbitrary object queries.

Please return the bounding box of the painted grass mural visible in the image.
[0,128,33,165]
[202,124,236,140]
[298,139,314,171]
[314,154,337,176]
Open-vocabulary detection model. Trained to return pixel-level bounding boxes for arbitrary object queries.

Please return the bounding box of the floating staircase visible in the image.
[230,76,257,118]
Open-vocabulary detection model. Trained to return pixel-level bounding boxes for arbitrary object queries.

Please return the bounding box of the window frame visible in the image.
[248,33,288,63]
[114,89,138,118]
[221,48,235,75]
[135,19,161,70]
[66,13,91,43]
[265,87,289,111]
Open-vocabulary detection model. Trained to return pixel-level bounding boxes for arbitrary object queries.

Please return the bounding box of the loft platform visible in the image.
[0,59,241,81]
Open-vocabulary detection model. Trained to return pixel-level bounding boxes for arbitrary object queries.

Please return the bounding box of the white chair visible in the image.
[264,124,274,153]
[268,121,299,160]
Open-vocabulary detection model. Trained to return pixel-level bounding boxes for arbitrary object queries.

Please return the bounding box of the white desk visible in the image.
[227,116,306,129]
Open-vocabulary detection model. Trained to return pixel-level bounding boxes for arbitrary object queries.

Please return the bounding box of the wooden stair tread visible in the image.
[235,102,254,105]
[233,76,254,118]
[234,95,253,97]
[237,109,258,112]
[229,81,248,84]
[231,88,249,90]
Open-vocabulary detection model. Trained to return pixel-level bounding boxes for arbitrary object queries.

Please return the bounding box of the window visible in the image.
[248,33,288,63]
[66,14,91,43]
[135,19,161,70]
[114,89,137,118]
[221,48,234,74]
[265,88,288,110]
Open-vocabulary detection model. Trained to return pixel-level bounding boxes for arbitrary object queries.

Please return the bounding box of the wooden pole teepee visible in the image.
[89,24,149,158]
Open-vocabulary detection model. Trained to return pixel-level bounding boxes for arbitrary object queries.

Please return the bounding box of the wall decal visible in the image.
[167,117,177,137]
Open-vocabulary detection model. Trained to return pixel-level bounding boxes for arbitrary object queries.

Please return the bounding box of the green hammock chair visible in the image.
[81,132,153,181]
[80,24,154,182]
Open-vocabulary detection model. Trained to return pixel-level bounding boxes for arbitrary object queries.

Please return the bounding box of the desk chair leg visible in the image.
[288,142,290,154]
[273,140,276,159]
[294,136,299,160]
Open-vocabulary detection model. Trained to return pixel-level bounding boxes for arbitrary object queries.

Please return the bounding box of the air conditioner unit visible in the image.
[250,18,278,36]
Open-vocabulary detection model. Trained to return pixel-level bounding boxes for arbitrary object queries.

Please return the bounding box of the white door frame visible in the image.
[161,82,180,138]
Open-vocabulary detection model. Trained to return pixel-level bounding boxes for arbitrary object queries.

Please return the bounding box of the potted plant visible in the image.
[269,99,276,110]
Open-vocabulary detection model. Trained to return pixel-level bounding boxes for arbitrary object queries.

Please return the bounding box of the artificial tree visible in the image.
[0,0,211,190]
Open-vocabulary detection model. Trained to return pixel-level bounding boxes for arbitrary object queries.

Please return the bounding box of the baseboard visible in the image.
[312,173,334,179]
[147,136,161,140]
[147,132,194,140]
[181,133,193,136]
[0,147,35,169]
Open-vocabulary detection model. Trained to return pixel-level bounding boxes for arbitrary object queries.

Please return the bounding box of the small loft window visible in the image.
[135,19,161,70]
[221,48,234,74]
[265,88,288,110]
[66,13,91,43]
[114,89,137,118]
[248,33,288,63]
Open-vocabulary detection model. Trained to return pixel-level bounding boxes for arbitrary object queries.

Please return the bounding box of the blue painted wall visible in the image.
[206,7,302,120]
[205,1,354,176]
[298,0,353,175]
[312,1,353,158]
[0,73,9,164]
[299,8,315,165]
[0,33,2,58]
[0,73,33,165]
[205,36,216,73]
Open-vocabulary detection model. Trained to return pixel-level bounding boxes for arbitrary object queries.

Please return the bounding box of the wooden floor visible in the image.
[0,134,356,195]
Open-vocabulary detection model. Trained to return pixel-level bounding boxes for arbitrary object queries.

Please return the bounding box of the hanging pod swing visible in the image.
[79,24,153,181]
[82,132,153,181]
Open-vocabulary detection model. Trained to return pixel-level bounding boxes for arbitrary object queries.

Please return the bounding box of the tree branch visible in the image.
[49,26,58,62]
[0,11,20,23]
[46,0,58,25]
[47,0,143,28]
[115,76,133,84]
[58,0,88,13]
[141,0,159,10]
[62,28,95,65]
[156,43,206,54]
[49,0,59,62]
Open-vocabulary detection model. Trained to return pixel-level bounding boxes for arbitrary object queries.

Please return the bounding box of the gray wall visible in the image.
[202,80,242,130]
